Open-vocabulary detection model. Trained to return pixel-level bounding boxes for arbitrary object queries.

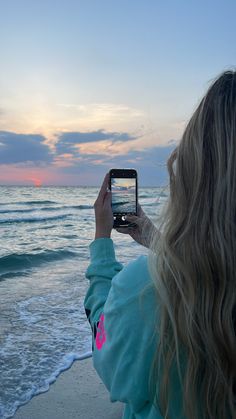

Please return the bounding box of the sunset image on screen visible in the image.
[111,178,136,213]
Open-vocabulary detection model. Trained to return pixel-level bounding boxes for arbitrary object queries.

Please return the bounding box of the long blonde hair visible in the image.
[148,70,236,418]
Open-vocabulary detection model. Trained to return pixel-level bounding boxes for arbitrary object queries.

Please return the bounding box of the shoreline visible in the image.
[14,357,124,419]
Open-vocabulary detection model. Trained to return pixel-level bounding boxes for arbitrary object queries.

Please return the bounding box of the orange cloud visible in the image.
[75,140,141,157]
[59,153,74,159]
[53,153,83,168]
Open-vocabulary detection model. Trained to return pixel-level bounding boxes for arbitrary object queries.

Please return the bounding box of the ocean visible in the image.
[111,189,136,213]
[0,185,167,418]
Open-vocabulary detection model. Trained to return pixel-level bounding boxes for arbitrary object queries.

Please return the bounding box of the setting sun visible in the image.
[34,179,42,187]
[26,176,43,187]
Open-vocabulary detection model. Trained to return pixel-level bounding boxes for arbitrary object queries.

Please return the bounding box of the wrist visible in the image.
[95,230,111,240]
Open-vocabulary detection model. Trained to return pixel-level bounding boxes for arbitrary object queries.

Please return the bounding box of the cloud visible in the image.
[0,128,177,186]
[56,129,136,154]
[57,103,145,126]
[0,131,53,165]
[57,143,176,186]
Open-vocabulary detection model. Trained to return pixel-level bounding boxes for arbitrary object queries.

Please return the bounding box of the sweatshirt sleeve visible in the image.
[84,237,160,415]
[84,238,123,349]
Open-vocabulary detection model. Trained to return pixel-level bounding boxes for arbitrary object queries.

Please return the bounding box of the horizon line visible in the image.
[0,184,165,188]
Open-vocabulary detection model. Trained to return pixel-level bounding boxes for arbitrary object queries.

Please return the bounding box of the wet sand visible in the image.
[14,357,124,419]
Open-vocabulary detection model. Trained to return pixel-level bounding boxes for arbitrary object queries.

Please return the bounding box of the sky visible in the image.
[0,0,235,186]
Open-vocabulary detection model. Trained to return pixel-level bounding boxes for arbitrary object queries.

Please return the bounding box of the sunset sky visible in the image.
[0,0,235,186]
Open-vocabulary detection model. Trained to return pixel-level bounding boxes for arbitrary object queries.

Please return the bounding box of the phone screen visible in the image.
[111,177,137,214]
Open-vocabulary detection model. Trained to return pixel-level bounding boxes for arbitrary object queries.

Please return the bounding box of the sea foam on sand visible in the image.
[14,357,124,419]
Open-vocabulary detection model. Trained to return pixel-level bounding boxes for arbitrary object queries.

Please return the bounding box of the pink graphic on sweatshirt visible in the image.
[95,313,106,350]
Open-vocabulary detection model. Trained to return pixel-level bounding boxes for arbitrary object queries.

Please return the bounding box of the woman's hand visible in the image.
[115,204,159,248]
[94,173,114,240]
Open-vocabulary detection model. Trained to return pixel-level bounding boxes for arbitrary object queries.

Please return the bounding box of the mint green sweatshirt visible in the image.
[84,238,185,418]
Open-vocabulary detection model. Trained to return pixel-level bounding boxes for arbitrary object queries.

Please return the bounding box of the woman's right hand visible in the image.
[115,204,159,248]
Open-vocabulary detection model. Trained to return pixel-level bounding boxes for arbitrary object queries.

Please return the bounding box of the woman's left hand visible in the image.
[94,173,113,239]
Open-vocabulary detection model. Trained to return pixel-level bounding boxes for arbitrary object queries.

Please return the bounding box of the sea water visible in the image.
[0,186,167,418]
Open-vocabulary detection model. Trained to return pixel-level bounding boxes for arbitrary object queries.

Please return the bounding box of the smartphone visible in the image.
[109,169,138,228]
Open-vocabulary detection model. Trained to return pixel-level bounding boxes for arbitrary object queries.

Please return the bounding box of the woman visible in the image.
[84,70,236,418]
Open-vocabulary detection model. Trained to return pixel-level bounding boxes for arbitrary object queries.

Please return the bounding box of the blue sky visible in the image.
[0,0,235,186]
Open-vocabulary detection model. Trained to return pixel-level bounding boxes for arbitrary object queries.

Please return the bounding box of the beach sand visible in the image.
[14,357,124,419]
